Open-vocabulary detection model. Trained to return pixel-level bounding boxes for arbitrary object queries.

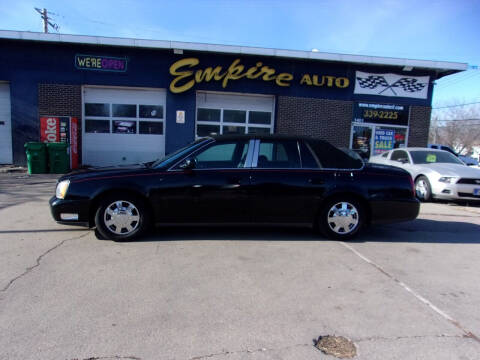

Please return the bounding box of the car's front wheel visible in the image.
[95,195,150,241]
[415,176,432,202]
[319,198,364,240]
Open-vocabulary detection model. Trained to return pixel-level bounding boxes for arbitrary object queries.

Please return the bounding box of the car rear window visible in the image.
[308,140,363,169]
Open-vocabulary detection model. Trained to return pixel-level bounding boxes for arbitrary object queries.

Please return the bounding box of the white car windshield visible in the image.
[410,151,464,165]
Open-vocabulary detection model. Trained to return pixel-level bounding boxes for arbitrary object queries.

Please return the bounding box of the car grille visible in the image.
[458,192,480,198]
[456,178,480,185]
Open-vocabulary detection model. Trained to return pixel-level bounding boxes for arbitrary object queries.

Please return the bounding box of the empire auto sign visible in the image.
[169,58,350,93]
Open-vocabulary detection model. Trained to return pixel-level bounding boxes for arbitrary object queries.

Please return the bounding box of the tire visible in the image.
[319,197,364,240]
[415,176,432,202]
[95,194,150,241]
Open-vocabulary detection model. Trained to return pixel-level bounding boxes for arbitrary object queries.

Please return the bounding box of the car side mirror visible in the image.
[398,158,409,164]
[180,158,196,170]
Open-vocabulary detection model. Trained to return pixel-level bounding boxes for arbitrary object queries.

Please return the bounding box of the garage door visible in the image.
[83,87,166,166]
[0,83,12,164]
[196,91,275,137]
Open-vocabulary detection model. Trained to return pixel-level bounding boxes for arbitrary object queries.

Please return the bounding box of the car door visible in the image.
[153,139,253,224]
[249,139,329,224]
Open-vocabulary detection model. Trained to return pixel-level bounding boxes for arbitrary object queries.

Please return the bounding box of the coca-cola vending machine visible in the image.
[40,116,79,169]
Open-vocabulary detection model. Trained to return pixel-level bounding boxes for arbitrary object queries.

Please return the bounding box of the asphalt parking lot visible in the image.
[1,173,480,360]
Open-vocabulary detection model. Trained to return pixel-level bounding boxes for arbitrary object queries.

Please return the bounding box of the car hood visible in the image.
[58,163,151,182]
[420,163,480,177]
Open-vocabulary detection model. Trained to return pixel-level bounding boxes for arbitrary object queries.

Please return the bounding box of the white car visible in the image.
[369,147,480,202]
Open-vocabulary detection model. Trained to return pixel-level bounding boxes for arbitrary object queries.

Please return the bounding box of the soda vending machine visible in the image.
[40,116,79,169]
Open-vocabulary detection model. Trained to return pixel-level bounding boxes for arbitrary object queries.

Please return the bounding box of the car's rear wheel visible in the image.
[319,198,364,240]
[95,195,150,241]
[415,176,432,202]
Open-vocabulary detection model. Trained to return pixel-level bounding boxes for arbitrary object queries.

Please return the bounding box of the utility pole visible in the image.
[42,8,48,33]
[34,8,59,33]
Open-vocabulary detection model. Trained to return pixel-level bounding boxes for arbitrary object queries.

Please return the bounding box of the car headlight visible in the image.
[56,180,70,199]
[438,177,457,184]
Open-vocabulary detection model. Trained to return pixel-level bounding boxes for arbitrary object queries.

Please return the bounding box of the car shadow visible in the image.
[123,218,480,244]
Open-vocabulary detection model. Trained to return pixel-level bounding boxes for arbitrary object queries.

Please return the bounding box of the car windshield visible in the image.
[410,150,465,165]
[150,138,210,168]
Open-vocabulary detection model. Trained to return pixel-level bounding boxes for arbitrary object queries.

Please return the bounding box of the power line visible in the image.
[432,118,480,122]
[436,71,480,90]
[433,101,480,109]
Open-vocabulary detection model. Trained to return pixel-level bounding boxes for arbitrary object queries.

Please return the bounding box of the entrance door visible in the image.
[351,125,373,160]
[0,83,12,164]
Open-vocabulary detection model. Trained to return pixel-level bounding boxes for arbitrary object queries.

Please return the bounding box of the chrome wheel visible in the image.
[103,200,140,235]
[327,202,359,235]
[415,180,428,199]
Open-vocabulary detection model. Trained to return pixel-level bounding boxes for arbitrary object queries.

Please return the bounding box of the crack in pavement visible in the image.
[68,356,141,360]
[340,242,480,344]
[354,334,468,343]
[189,343,311,360]
[0,231,90,294]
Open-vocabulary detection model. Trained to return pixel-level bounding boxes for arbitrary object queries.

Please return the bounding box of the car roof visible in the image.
[389,147,451,152]
[204,134,330,143]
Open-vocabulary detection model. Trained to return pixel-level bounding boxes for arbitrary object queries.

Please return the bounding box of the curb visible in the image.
[0,167,27,174]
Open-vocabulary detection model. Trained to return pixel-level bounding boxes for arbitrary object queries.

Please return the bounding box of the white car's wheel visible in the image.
[415,176,432,202]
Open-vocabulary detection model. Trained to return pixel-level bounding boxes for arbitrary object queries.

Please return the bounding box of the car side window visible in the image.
[391,150,410,163]
[256,140,301,168]
[300,141,320,168]
[188,141,248,169]
[382,152,389,158]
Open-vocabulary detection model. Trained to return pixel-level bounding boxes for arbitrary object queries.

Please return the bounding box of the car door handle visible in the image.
[308,178,324,185]
[223,184,241,189]
[223,177,242,189]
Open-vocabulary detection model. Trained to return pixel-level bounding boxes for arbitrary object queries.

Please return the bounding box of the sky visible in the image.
[1,0,479,116]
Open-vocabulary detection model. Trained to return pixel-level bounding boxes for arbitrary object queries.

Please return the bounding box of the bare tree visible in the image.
[430,102,480,155]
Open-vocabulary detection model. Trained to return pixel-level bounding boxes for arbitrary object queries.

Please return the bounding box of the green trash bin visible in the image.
[24,142,47,174]
[46,142,70,174]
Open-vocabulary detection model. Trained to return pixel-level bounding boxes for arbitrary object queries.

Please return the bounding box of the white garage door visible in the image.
[196,91,275,137]
[0,83,12,164]
[83,87,166,166]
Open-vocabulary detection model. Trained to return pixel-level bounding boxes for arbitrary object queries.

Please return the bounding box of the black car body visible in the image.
[50,135,419,240]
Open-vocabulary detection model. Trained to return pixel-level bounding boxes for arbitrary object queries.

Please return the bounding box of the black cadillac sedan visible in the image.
[50,135,420,241]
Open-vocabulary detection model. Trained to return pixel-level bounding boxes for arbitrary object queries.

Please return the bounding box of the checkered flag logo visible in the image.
[357,75,389,89]
[357,75,427,96]
[391,78,426,92]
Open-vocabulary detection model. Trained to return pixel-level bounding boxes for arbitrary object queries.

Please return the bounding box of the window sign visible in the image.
[75,54,128,72]
[353,102,409,126]
[373,128,394,155]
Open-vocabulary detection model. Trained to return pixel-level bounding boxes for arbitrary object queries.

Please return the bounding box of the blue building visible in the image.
[0,30,466,166]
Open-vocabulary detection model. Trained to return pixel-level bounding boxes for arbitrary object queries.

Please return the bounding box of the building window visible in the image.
[84,102,164,135]
[196,108,273,137]
[85,119,110,133]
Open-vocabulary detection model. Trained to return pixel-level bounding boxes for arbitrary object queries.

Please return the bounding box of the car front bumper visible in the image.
[49,196,91,227]
[432,182,480,201]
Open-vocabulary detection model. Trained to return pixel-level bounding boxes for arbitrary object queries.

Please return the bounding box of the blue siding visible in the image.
[0,39,436,164]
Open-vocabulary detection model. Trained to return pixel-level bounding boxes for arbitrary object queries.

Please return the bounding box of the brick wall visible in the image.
[408,106,431,147]
[276,96,353,147]
[38,84,82,163]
